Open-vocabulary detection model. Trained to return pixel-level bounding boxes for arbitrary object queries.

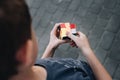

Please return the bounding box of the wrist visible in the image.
[48,43,58,50]
[42,43,56,58]
[80,47,94,57]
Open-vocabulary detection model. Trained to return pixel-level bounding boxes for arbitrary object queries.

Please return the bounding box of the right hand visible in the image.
[67,31,92,55]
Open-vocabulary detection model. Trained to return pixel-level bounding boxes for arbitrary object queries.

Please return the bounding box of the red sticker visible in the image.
[70,24,76,29]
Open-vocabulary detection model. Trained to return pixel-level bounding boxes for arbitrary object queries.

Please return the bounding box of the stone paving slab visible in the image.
[99,8,112,20]
[109,38,120,61]
[95,47,107,63]
[106,15,120,33]
[26,0,120,79]
[100,31,115,50]
[103,57,119,77]
[104,0,117,9]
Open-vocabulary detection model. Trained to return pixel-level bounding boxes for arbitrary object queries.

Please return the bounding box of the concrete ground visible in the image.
[26,0,120,79]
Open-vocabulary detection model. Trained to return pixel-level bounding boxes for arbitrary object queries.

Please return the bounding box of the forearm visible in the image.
[41,44,56,59]
[82,48,112,80]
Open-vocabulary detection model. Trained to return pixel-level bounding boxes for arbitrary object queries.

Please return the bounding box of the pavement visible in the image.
[26,0,120,79]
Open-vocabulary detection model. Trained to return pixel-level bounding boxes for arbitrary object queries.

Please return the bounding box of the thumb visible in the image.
[66,31,77,41]
[59,39,67,44]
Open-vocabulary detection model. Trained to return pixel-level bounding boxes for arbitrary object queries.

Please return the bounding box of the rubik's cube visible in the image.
[58,23,77,40]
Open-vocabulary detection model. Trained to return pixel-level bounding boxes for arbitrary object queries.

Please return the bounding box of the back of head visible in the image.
[0,0,31,79]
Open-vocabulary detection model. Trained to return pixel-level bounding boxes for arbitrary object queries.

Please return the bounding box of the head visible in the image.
[0,0,38,79]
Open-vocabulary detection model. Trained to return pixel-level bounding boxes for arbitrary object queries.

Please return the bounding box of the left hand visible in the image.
[48,23,66,48]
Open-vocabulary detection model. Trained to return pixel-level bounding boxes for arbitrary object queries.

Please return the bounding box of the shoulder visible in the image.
[32,66,47,80]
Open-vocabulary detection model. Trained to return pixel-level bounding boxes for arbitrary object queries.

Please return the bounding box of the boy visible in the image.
[0,0,112,80]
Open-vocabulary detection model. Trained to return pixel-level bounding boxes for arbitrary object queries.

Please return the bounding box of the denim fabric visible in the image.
[35,58,95,80]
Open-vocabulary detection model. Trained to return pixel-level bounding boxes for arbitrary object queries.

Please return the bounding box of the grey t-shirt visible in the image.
[35,58,95,80]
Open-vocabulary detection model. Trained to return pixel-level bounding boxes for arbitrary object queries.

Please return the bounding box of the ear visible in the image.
[16,40,33,66]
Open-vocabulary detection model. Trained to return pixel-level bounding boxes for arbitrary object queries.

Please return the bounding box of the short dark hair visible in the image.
[0,0,31,79]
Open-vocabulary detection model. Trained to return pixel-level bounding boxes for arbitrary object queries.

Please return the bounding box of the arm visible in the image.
[41,44,56,59]
[41,23,65,59]
[67,31,112,80]
[84,49,112,80]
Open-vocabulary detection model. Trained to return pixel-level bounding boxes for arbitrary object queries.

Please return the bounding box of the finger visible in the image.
[51,23,62,34]
[70,41,78,47]
[70,41,75,45]
[70,42,73,45]
[71,44,75,47]
[77,31,81,35]
[72,43,76,47]
[66,31,77,41]
[70,41,76,47]
[70,44,74,47]
[77,31,86,37]
[58,39,66,44]
[70,43,74,46]
[72,44,78,48]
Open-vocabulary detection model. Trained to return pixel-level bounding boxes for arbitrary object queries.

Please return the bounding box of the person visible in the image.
[0,0,112,80]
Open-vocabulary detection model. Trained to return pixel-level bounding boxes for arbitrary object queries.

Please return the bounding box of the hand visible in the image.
[67,32,112,80]
[67,31,92,55]
[48,23,66,48]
